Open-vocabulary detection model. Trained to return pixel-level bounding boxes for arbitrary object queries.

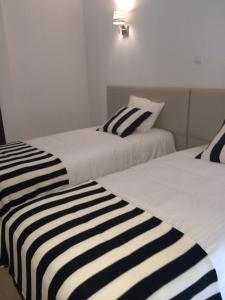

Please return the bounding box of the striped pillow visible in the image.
[98,107,152,138]
[196,120,225,163]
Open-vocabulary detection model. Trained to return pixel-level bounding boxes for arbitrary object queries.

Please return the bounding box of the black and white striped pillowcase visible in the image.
[97,107,152,138]
[196,120,225,163]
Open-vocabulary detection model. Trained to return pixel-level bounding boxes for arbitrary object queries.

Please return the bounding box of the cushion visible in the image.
[196,120,225,164]
[97,106,152,138]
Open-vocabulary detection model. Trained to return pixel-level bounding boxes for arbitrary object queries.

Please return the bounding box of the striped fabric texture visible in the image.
[0,180,221,300]
[196,120,225,164]
[98,107,152,137]
[0,141,69,217]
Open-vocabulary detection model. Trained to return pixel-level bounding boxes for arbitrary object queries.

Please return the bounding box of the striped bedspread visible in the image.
[0,181,221,300]
[0,141,69,217]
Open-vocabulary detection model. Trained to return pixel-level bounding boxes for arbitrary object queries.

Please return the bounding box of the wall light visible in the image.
[113,10,129,38]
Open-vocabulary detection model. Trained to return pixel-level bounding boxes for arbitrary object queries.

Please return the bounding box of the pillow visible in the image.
[196,120,225,164]
[128,95,165,132]
[97,106,152,138]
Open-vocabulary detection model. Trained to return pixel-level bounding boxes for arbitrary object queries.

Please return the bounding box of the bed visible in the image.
[26,86,192,188]
[0,87,225,299]
[1,86,193,216]
[99,146,225,298]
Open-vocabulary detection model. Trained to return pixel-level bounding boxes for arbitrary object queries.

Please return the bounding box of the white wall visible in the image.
[0,0,90,142]
[84,0,225,125]
[1,0,225,138]
[83,0,114,126]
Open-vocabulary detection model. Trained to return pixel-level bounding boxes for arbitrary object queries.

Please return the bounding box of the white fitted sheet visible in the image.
[28,127,175,187]
[98,146,225,297]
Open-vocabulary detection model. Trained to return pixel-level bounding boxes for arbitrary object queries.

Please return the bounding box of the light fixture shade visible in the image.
[113,10,127,25]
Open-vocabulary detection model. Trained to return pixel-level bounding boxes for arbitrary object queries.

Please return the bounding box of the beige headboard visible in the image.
[107,86,190,150]
[188,88,225,148]
[107,86,225,150]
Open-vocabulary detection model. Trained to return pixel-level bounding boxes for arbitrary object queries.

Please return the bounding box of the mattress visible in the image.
[28,127,175,186]
[98,146,225,297]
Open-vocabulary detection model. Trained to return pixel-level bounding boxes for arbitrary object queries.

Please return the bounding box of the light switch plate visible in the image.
[193,56,202,65]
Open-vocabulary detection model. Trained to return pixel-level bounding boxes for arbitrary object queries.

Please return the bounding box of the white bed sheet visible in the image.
[98,146,225,297]
[28,127,175,187]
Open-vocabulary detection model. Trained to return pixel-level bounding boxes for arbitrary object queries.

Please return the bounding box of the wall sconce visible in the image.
[113,10,129,38]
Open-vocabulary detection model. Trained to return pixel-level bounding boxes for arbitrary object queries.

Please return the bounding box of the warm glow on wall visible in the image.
[114,0,135,12]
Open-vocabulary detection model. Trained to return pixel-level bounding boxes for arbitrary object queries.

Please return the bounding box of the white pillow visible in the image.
[128,95,165,132]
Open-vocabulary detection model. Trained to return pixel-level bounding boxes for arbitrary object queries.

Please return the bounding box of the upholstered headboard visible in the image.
[107,86,225,150]
[188,89,225,148]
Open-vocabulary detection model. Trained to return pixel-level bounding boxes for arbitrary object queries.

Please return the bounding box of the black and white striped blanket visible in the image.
[0,141,69,217]
[0,181,221,300]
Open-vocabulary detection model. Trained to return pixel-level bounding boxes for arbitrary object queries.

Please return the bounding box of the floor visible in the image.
[0,268,22,300]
